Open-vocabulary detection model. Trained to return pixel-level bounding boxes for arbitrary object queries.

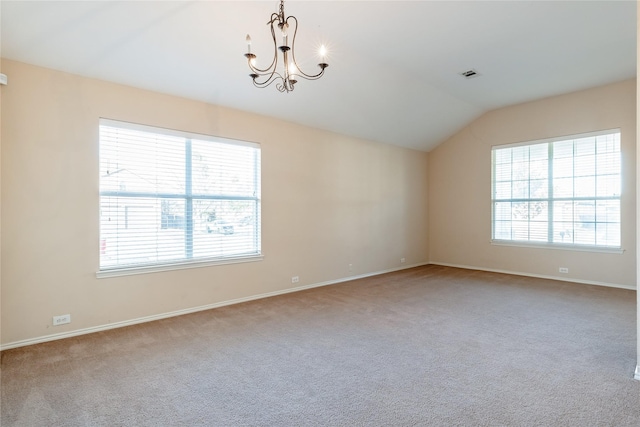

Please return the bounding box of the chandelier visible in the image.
[244,0,328,93]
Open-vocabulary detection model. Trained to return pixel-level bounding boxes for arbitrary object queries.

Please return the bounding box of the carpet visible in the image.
[1,265,638,426]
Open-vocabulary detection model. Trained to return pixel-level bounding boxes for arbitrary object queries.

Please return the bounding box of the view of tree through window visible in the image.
[492,130,621,248]
[99,119,261,271]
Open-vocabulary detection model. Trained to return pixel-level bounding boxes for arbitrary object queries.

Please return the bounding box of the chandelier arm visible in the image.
[289,66,327,81]
[268,11,280,26]
[252,73,286,89]
[276,80,292,93]
[247,57,277,75]
[247,17,280,75]
[287,16,328,80]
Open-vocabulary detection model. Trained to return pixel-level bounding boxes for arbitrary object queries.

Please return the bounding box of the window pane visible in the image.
[574,154,595,177]
[553,201,573,222]
[553,177,573,198]
[596,200,620,223]
[574,176,595,197]
[529,201,548,221]
[575,136,595,157]
[100,128,186,195]
[529,143,548,161]
[512,221,529,240]
[494,182,512,200]
[574,226,595,245]
[495,162,512,181]
[494,202,512,220]
[494,220,512,240]
[553,222,574,243]
[574,201,595,223]
[512,161,529,181]
[193,199,260,258]
[100,197,186,268]
[596,174,620,198]
[554,140,573,159]
[530,179,548,198]
[530,159,548,179]
[597,152,620,175]
[512,180,529,199]
[596,133,620,154]
[512,202,530,220]
[553,157,573,178]
[596,222,620,247]
[192,140,258,196]
[529,221,547,242]
[494,148,512,164]
[512,146,529,163]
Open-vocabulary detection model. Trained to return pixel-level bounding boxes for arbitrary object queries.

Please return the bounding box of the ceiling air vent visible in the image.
[459,69,480,79]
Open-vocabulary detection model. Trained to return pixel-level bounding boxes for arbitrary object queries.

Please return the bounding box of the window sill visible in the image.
[491,240,624,254]
[96,254,263,278]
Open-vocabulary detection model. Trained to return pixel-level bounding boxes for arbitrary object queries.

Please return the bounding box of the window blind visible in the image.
[99,119,261,272]
[492,129,621,248]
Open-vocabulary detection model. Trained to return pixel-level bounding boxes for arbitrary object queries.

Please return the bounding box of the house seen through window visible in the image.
[491,129,621,248]
[99,119,261,273]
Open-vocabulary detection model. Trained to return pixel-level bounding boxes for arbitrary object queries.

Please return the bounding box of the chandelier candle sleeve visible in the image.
[281,22,288,46]
[244,0,329,93]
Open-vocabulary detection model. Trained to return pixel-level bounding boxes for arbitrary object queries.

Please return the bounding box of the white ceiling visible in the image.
[1,1,636,152]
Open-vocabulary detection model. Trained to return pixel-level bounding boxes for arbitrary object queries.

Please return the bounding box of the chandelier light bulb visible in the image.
[319,45,327,60]
[246,34,252,53]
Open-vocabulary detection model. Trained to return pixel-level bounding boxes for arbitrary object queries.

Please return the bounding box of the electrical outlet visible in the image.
[559,267,569,274]
[400,258,406,264]
[291,276,299,284]
[348,264,353,272]
[53,314,71,326]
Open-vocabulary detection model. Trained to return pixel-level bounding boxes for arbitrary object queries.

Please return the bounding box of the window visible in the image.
[99,119,261,275]
[492,129,621,249]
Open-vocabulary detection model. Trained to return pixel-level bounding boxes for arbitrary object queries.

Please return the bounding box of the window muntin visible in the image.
[491,130,620,248]
[99,119,261,272]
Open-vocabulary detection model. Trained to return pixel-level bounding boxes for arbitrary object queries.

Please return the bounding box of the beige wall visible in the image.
[429,79,637,288]
[0,59,429,346]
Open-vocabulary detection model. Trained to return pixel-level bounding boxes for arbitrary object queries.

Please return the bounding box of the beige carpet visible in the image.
[1,265,638,426]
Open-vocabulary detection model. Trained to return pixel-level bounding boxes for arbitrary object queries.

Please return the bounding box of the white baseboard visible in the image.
[429,261,636,291]
[635,365,640,381]
[0,262,429,351]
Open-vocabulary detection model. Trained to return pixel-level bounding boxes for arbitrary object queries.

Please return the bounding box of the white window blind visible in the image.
[492,129,621,248]
[99,119,261,273]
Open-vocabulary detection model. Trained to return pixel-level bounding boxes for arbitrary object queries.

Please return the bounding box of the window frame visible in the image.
[97,119,262,278]
[490,129,622,253]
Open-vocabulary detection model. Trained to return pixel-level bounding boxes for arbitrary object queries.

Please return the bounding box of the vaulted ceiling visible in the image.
[1,1,636,151]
